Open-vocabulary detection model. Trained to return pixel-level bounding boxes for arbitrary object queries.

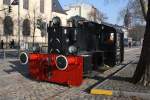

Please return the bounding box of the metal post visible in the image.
[18,0,20,50]
[33,9,36,47]
[3,49,6,60]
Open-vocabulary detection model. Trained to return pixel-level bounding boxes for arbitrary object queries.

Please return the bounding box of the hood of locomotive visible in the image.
[48,27,79,55]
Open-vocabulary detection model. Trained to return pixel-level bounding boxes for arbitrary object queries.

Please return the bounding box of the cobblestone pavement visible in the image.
[99,63,150,92]
[92,49,150,99]
[0,48,142,100]
[92,62,150,100]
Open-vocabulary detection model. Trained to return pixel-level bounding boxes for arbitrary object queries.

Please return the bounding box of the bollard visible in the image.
[3,50,6,60]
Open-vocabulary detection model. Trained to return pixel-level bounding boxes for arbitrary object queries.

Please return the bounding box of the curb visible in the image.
[90,89,113,96]
[90,89,150,99]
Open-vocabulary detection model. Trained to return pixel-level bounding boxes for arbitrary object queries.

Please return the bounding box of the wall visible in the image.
[66,4,101,23]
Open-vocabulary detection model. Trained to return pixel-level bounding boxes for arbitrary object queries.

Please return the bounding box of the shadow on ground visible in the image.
[109,76,132,82]
[4,60,69,87]
[3,61,30,79]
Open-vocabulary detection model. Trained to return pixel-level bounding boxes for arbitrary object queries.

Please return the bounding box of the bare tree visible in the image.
[32,9,36,47]
[118,0,145,43]
[28,8,41,47]
[118,0,145,26]
[106,0,150,86]
[132,0,150,86]
[128,25,145,41]
[88,7,107,22]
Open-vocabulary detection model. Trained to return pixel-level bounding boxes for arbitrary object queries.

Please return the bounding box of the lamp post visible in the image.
[11,0,20,50]
[18,0,20,49]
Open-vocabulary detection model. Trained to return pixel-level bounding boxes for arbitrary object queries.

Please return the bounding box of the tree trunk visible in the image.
[139,0,147,20]
[132,0,150,86]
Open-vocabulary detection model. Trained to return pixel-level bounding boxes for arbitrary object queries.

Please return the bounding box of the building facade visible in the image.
[0,0,67,49]
[66,4,102,23]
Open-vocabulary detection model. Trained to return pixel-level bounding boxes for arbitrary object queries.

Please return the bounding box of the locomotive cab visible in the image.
[99,23,124,66]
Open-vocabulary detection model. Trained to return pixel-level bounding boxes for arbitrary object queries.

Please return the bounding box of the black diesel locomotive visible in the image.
[20,16,124,86]
[48,16,124,70]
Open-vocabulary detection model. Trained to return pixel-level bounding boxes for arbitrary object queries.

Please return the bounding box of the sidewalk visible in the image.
[91,59,150,99]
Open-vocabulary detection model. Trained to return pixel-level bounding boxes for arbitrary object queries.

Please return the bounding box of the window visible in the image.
[110,33,114,41]
[104,33,114,45]
[3,0,10,5]
[23,0,29,10]
[3,16,13,35]
[40,0,44,13]
[22,19,30,36]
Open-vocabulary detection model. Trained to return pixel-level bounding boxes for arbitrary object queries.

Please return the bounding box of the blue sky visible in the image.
[59,0,129,25]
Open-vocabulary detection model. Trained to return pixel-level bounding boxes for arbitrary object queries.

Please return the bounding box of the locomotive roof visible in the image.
[101,22,124,33]
[68,15,87,22]
[78,21,124,33]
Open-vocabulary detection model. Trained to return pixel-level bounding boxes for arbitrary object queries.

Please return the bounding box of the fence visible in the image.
[0,49,19,61]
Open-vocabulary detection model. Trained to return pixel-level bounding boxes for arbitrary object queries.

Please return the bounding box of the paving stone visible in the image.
[0,48,143,100]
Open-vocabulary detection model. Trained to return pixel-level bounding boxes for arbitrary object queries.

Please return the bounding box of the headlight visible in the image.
[33,46,36,51]
[32,46,40,52]
[68,45,77,54]
[19,52,28,65]
[56,55,68,70]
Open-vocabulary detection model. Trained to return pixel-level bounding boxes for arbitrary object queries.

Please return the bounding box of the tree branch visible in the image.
[139,0,147,20]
